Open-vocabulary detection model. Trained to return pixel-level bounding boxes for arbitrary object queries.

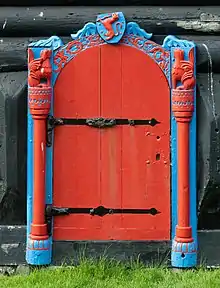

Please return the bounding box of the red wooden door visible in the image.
[53,44,170,241]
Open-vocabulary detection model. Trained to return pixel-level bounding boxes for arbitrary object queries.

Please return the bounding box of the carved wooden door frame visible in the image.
[26,12,197,268]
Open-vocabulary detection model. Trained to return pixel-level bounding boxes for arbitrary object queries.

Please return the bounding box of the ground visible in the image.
[0,260,220,287]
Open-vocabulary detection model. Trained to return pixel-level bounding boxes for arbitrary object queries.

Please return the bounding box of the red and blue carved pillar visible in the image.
[171,47,197,268]
[26,48,52,265]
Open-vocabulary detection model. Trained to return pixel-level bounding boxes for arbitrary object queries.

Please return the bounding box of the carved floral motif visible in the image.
[54,35,104,73]
[53,34,169,77]
[121,35,170,76]
[29,36,63,50]
[71,23,97,40]
[125,22,152,39]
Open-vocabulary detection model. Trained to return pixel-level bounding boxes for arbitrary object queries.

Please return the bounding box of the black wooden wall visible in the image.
[1,3,220,230]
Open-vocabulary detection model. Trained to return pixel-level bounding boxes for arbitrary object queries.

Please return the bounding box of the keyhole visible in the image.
[156,153,160,161]
[181,253,185,258]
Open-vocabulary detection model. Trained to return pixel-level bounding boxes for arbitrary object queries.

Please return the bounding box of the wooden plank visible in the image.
[53,46,102,241]
[1,6,220,37]
[1,36,220,73]
[119,44,170,240]
[100,45,122,239]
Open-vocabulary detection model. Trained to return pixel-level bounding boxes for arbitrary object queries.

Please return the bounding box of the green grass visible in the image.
[1,260,220,288]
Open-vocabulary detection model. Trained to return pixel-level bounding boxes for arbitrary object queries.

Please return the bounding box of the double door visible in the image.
[52,44,170,240]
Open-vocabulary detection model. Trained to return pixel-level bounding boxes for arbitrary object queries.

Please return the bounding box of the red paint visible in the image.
[30,118,48,239]
[172,48,195,90]
[54,37,104,73]
[97,13,119,40]
[172,48,195,243]
[66,41,83,55]
[28,48,52,87]
[53,44,170,241]
[121,36,170,75]
[28,48,52,241]
[54,50,69,72]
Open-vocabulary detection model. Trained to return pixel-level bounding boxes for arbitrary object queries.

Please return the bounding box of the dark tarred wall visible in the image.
[0,4,220,230]
[1,1,218,5]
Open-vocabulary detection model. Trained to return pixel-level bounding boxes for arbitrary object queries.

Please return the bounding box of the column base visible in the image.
[171,238,197,268]
[26,236,52,265]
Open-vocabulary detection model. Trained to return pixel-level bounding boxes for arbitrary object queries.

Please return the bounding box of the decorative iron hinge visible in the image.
[46,115,64,147]
[45,204,160,234]
[45,204,69,235]
[86,118,116,128]
[46,116,160,146]
[45,204,160,218]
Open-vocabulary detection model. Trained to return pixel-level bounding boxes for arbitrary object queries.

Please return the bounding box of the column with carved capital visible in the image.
[171,48,197,268]
[26,48,52,265]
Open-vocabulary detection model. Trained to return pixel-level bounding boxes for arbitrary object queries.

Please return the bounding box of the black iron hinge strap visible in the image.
[46,116,160,146]
[45,205,160,217]
[57,118,159,127]
[45,205,160,235]
[47,116,159,129]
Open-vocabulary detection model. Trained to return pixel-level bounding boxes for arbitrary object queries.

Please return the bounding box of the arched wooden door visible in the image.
[53,43,170,241]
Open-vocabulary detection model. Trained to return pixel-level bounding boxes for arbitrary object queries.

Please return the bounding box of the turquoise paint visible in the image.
[26,47,55,265]
[163,36,197,268]
[125,22,152,39]
[171,240,197,268]
[26,238,52,265]
[26,111,33,238]
[171,116,177,240]
[96,12,126,44]
[190,92,197,243]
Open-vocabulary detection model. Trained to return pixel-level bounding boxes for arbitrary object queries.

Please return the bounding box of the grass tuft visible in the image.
[1,259,220,288]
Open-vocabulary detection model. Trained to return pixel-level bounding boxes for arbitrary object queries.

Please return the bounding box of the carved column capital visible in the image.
[172,89,194,122]
[28,48,52,118]
[28,86,52,119]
